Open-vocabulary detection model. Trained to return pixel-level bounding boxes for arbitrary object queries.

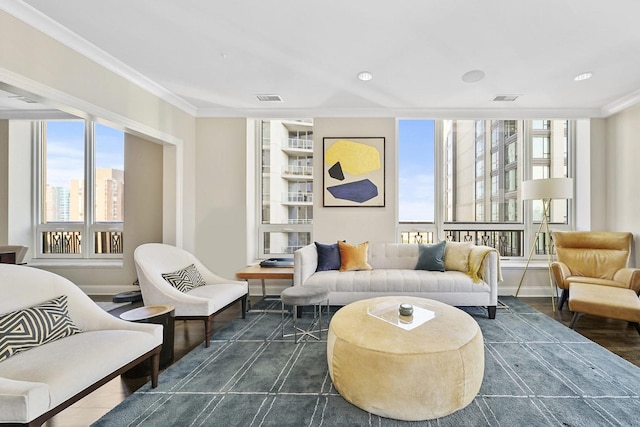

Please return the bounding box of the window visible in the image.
[36,120,124,258]
[258,119,313,257]
[399,119,573,257]
[398,120,436,243]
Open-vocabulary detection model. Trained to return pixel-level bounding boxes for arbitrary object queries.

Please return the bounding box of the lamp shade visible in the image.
[521,177,573,200]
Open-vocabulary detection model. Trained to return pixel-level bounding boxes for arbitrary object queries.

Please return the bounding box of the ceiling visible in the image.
[2,0,640,118]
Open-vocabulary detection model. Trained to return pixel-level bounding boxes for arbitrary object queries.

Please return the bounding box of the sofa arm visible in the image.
[0,377,49,424]
[614,268,640,293]
[294,244,318,287]
[478,247,499,307]
[551,261,571,290]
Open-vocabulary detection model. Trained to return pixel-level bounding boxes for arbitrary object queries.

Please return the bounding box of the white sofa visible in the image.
[294,242,499,318]
[0,264,163,426]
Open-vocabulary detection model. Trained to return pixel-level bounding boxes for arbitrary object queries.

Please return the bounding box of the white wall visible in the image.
[0,120,7,244]
[605,104,640,267]
[194,118,249,279]
[7,121,32,252]
[313,118,397,244]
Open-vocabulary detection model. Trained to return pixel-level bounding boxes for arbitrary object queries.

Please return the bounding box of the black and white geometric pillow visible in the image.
[161,263,207,293]
[0,295,83,362]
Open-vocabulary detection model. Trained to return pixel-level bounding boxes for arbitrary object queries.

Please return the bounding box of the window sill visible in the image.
[27,258,124,268]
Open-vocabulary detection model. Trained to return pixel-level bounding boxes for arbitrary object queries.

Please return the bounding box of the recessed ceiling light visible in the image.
[357,71,373,81]
[461,69,485,83]
[574,72,593,81]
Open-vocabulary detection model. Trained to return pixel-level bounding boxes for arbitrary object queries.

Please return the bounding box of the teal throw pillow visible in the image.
[415,241,446,272]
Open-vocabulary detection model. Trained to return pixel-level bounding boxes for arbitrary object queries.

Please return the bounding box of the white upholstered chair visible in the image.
[134,243,248,348]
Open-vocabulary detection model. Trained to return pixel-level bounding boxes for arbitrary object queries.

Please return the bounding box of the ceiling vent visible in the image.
[9,95,38,104]
[492,95,519,102]
[256,94,283,102]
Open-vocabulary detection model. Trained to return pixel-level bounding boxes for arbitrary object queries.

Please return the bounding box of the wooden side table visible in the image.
[236,265,294,311]
[120,305,175,372]
[0,251,16,264]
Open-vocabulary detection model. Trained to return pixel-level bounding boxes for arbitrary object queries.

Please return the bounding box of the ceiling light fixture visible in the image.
[574,72,593,81]
[461,69,485,83]
[357,71,373,81]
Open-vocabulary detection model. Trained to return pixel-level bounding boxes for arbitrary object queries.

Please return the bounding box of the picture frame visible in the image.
[322,137,385,207]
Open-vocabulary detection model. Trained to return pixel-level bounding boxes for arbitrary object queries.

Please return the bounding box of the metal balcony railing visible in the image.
[283,192,313,203]
[42,230,82,254]
[399,227,550,257]
[282,165,313,176]
[286,138,313,150]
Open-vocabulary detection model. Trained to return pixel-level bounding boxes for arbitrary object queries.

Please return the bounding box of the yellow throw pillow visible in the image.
[444,241,472,272]
[338,241,372,272]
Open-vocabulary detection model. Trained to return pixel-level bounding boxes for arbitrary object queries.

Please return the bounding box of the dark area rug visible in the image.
[93,297,640,426]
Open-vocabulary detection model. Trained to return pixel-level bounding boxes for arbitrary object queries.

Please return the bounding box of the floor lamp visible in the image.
[515,177,573,311]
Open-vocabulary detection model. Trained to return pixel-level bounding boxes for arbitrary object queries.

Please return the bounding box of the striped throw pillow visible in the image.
[0,295,83,362]
[161,263,207,292]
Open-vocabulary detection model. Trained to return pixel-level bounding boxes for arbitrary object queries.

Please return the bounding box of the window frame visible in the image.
[33,120,124,260]
[398,119,574,258]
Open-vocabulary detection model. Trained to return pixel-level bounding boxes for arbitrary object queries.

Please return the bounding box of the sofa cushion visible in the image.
[445,242,472,272]
[0,330,159,409]
[415,242,446,272]
[305,269,489,294]
[0,295,82,363]
[162,263,206,292]
[315,241,341,271]
[339,241,372,272]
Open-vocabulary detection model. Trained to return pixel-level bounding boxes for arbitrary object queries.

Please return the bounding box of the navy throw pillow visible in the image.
[415,241,446,272]
[315,241,341,271]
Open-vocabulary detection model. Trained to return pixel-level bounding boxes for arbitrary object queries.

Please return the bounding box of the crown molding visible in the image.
[0,1,197,117]
[0,68,183,146]
[196,106,604,119]
[600,89,640,117]
[0,109,75,120]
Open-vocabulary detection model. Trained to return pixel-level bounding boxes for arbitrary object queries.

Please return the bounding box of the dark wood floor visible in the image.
[43,297,640,426]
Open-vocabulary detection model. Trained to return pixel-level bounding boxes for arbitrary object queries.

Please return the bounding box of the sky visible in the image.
[398,119,435,222]
[46,121,124,188]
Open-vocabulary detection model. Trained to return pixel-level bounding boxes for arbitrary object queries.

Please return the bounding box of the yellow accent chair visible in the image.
[551,231,640,333]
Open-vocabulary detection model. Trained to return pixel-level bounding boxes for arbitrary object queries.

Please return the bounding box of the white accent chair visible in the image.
[0,264,163,426]
[134,243,248,348]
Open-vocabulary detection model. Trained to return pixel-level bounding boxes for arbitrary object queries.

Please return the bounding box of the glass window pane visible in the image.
[263,231,310,255]
[44,121,84,223]
[398,120,435,222]
[94,123,124,222]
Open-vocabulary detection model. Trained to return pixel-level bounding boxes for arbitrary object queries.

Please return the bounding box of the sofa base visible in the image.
[10,345,161,427]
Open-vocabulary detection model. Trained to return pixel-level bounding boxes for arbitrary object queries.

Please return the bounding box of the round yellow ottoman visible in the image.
[327,296,484,421]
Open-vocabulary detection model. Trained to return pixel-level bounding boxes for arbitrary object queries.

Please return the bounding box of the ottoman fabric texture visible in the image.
[569,282,640,322]
[327,296,484,421]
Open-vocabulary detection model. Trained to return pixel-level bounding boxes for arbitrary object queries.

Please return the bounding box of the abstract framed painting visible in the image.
[323,137,385,207]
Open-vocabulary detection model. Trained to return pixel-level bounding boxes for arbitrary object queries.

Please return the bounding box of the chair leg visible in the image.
[569,312,581,329]
[241,295,247,319]
[204,315,213,348]
[557,289,569,311]
[150,352,160,388]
